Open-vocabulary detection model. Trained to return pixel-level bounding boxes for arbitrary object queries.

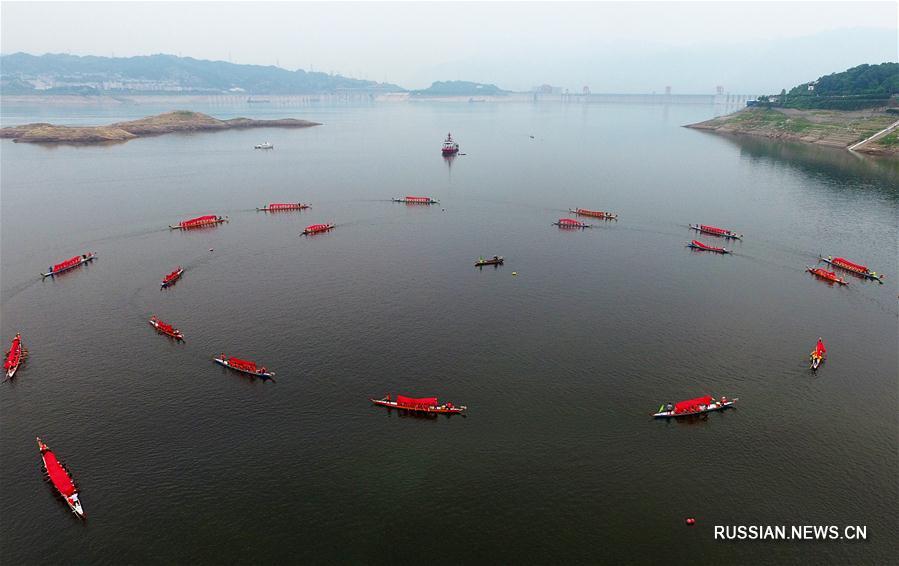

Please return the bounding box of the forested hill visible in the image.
[789,63,899,97]
[0,52,404,95]
[770,62,899,109]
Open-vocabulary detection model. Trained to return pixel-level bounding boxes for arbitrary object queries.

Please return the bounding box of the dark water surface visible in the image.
[2,100,897,564]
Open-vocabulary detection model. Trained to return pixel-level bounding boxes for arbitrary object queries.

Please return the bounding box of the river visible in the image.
[1,98,896,564]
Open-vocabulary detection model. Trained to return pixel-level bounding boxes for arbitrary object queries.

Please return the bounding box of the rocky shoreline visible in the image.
[0,110,321,144]
[685,107,898,156]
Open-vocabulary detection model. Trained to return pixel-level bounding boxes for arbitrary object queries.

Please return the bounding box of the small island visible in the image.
[0,110,321,144]
[686,63,899,156]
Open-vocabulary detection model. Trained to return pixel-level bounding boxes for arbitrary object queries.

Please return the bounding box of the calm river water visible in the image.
[1,98,897,564]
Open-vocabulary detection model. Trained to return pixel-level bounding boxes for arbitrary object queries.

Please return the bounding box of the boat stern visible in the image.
[68,494,85,518]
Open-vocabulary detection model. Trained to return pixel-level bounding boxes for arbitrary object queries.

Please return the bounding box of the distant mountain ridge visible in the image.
[0,52,405,95]
[411,80,508,96]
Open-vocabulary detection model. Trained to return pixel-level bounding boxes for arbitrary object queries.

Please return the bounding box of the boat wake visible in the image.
[0,279,41,307]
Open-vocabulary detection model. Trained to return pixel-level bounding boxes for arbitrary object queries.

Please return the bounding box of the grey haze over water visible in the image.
[1,2,896,93]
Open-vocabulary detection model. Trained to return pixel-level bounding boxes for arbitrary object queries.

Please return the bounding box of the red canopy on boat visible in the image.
[53,256,81,272]
[180,215,217,227]
[833,257,867,272]
[42,450,76,496]
[558,218,582,225]
[674,396,713,414]
[405,196,431,202]
[700,225,727,234]
[304,224,330,232]
[157,321,174,333]
[396,395,437,407]
[4,336,21,369]
[229,357,257,372]
[816,339,826,356]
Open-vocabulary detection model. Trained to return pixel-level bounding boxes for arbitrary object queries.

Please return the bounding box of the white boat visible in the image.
[653,396,737,418]
[254,142,274,149]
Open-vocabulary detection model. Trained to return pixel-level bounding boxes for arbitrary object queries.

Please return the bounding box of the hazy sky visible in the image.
[2,2,896,92]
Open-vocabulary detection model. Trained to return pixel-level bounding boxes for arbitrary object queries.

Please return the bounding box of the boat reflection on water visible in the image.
[381,408,465,420]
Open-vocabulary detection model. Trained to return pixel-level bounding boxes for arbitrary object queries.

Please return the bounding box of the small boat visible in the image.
[569,208,618,220]
[653,395,737,418]
[254,142,274,149]
[41,252,97,278]
[36,437,84,519]
[806,266,848,285]
[371,395,466,414]
[809,337,826,370]
[687,240,730,254]
[169,215,227,230]
[689,224,742,240]
[553,218,591,229]
[161,267,183,288]
[257,203,310,212]
[441,133,460,155]
[149,316,184,340]
[818,256,884,283]
[475,255,504,267]
[392,196,439,204]
[4,333,27,380]
[214,354,275,379]
[301,223,335,235]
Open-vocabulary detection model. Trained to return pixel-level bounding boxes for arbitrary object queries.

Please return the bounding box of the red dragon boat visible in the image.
[687,240,730,254]
[4,333,27,380]
[214,354,275,379]
[257,203,310,212]
[806,266,848,285]
[809,337,826,370]
[371,394,466,415]
[149,316,184,340]
[818,256,884,283]
[652,395,737,418]
[441,133,460,155]
[302,223,335,235]
[36,437,84,519]
[689,224,742,240]
[569,208,618,220]
[161,267,183,288]
[41,252,97,278]
[554,218,591,229]
[169,215,228,230]
[393,195,439,204]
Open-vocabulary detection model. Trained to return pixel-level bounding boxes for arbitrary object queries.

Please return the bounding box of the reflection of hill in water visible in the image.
[713,133,899,199]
